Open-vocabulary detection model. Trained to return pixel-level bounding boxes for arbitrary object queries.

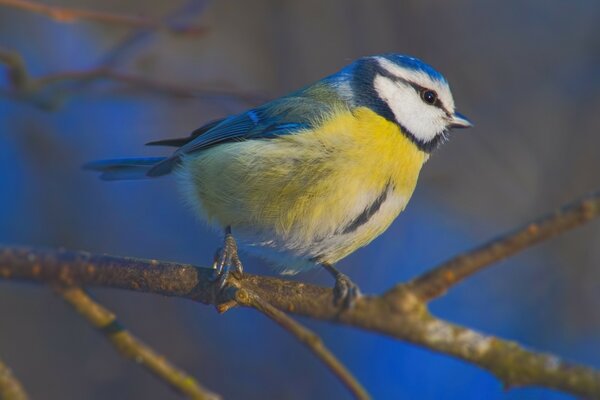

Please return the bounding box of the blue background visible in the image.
[1,1,599,398]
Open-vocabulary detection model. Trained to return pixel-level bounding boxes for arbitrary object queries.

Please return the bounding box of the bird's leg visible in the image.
[321,263,362,309]
[212,226,244,289]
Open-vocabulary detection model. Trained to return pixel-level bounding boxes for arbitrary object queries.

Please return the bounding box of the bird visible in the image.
[85,54,472,308]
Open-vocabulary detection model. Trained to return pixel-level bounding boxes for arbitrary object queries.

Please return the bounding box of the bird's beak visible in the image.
[448,112,473,129]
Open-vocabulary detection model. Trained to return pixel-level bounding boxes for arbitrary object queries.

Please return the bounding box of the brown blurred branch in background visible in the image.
[234,287,371,400]
[0,1,268,109]
[0,48,28,91]
[56,286,220,400]
[0,47,266,109]
[96,0,211,69]
[0,357,28,400]
[0,0,208,34]
[404,191,600,301]
[1,191,600,398]
[32,67,266,103]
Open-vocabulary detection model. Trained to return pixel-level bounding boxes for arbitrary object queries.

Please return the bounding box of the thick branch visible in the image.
[56,286,219,400]
[1,245,599,398]
[0,357,28,400]
[0,0,207,34]
[403,190,600,301]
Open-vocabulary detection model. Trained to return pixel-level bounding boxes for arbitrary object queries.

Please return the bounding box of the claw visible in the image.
[211,230,244,291]
[322,263,362,309]
[333,272,362,309]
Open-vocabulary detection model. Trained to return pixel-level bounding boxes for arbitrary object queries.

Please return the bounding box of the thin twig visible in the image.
[0,357,28,400]
[0,47,266,108]
[233,287,370,400]
[0,0,208,35]
[33,67,267,103]
[98,0,211,68]
[56,286,220,400]
[50,0,208,97]
[402,191,600,301]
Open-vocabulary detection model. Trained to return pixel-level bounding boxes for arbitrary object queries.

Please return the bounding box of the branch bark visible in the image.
[56,286,219,400]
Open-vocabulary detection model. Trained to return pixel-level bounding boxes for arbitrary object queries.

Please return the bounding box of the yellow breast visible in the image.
[179,106,428,268]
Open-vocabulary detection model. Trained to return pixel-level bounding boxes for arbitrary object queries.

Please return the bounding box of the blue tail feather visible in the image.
[83,157,167,181]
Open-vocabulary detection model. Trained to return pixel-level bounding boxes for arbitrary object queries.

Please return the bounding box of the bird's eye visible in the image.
[420,89,437,105]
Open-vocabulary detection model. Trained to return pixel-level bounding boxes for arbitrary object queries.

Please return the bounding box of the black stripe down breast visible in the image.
[342,182,391,234]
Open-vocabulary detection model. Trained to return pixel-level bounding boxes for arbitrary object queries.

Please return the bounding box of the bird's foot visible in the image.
[211,231,244,291]
[333,272,362,309]
[211,231,244,313]
[322,263,362,309]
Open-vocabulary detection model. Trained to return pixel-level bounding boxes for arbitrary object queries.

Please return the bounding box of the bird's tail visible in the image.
[83,157,168,181]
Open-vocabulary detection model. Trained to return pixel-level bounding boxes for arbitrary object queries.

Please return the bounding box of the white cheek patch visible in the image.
[373,75,447,143]
[376,57,456,112]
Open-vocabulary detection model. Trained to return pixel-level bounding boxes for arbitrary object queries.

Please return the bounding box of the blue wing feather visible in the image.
[173,109,308,154]
[146,81,348,177]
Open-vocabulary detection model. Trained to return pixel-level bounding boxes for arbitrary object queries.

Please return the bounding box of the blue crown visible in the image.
[380,54,447,84]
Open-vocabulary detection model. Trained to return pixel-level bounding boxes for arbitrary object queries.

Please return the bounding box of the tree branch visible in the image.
[234,287,370,400]
[1,191,599,397]
[97,0,211,69]
[0,357,28,400]
[56,286,219,400]
[0,0,264,110]
[0,0,208,35]
[33,67,267,103]
[0,49,28,90]
[0,47,266,109]
[1,242,599,398]
[403,190,600,301]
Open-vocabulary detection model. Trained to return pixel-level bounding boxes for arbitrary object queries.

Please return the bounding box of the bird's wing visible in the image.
[173,97,322,155]
[145,118,226,147]
[146,91,341,176]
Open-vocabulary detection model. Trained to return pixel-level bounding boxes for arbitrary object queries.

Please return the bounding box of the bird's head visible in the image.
[343,54,472,152]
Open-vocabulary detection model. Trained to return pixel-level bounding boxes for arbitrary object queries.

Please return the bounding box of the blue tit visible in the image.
[86,54,472,307]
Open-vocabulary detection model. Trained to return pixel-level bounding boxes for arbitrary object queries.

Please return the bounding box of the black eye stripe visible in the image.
[375,66,450,114]
[402,81,446,111]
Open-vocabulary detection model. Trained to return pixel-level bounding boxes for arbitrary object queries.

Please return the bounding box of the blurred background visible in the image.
[1,0,599,399]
